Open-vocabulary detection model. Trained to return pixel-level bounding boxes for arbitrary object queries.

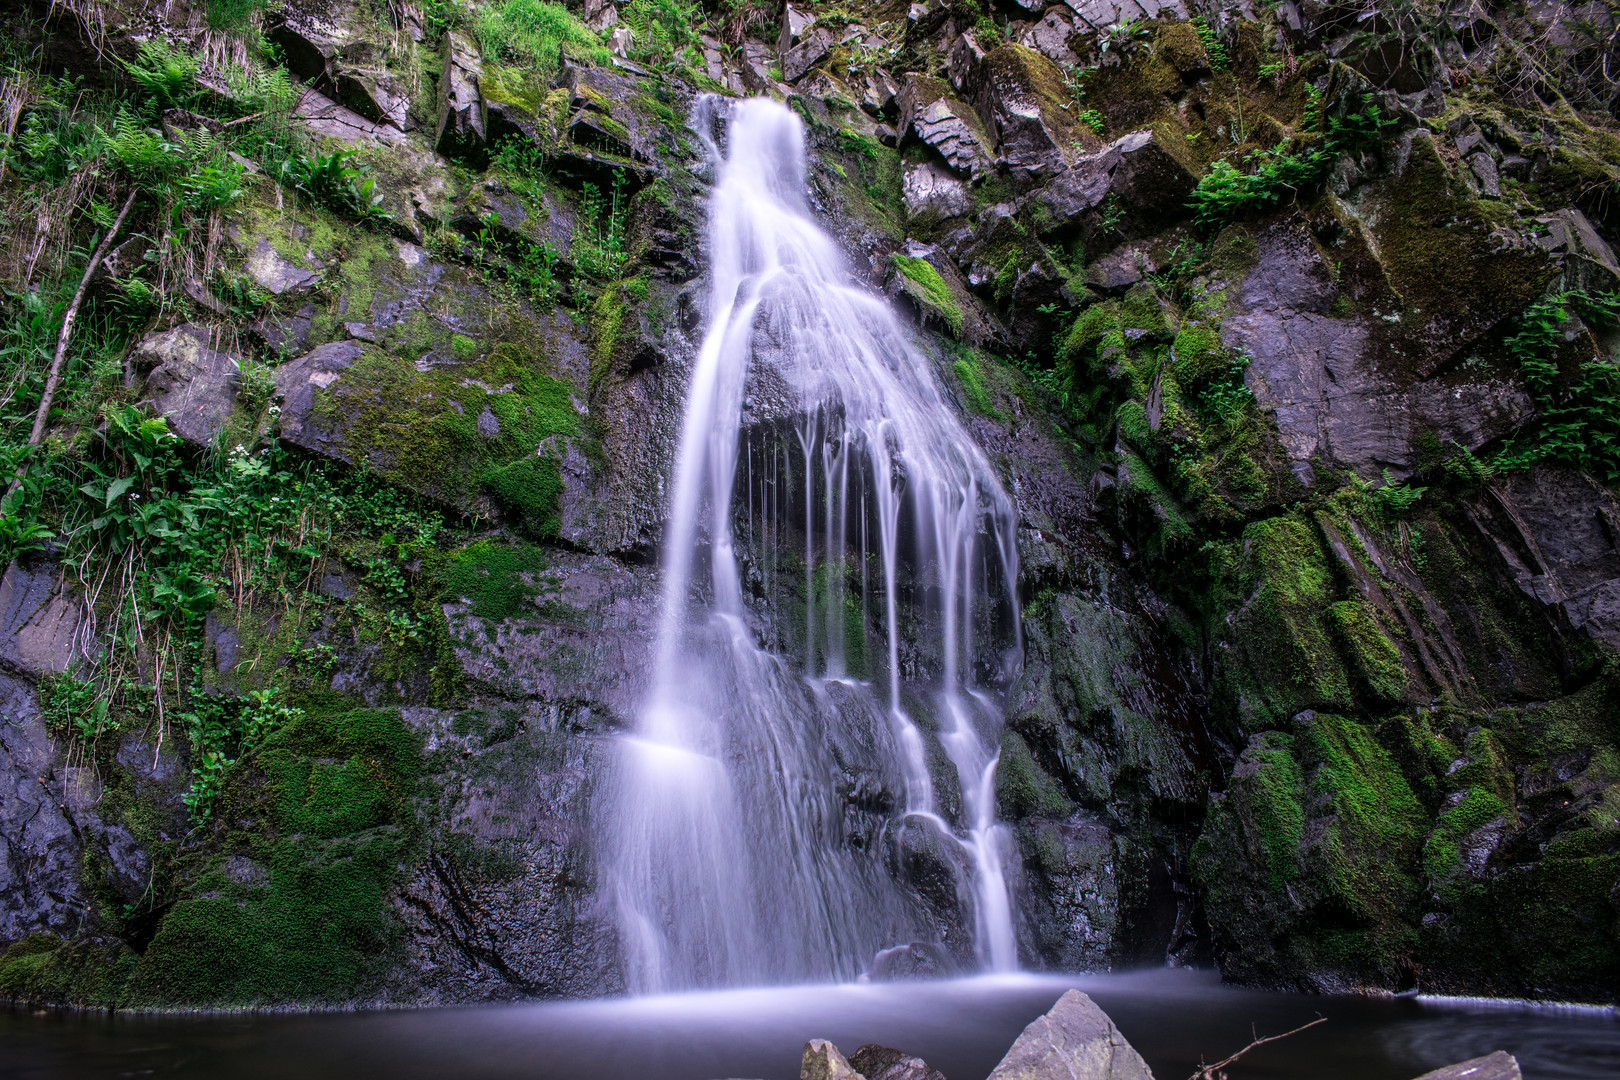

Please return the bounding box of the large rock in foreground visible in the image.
[987,989,1154,1080]
[1413,1051,1521,1080]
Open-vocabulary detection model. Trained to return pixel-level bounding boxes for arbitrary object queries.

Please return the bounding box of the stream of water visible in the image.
[5,970,1616,1080]
[602,97,1023,993]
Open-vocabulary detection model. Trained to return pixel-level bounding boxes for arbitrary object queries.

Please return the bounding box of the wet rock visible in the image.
[436,30,486,159]
[393,703,623,1003]
[1018,7,1084,66]
[970,44,1101,188]
[133,323,243,447]
[1468,464,1620,651]
[986,988,1153,1080]
[273,338,367,461]
[1220,211,1537,475]
[777,2,815,52]
[1412,1052,1521,1080]
[0,560,87,679]
[801,1039,864,1080]
[848,1044,946,1080]
[295,84,408,145]
[0,672,87,941]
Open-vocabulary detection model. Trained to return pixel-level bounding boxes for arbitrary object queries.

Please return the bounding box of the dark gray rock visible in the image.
[1467,464,1620,650]
[273,338,367,461]
[436,30,486,158]
[849,1043,947,1080]
[0,672,88,942]
[443,550,660,720]
[1412,1051,1521,1080]
[1030,128,1199,242]
[782,27,834,83]
[271,10,411,129]
[986,988,1154,1080]
[133,323,244,447]
[0,561,87,679]
[392,702,623,1002]
[901,160,970,229]
[898,75,997,180]
[1220,213,1535,475]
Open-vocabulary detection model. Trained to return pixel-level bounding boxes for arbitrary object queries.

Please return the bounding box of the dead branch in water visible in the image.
[1187,1016,1328,1080]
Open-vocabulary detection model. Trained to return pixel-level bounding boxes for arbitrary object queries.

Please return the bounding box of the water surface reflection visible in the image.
[3,969,1616,1080]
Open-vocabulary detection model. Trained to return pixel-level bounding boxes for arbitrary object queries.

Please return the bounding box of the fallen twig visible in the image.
[1188,1016,1328,1080]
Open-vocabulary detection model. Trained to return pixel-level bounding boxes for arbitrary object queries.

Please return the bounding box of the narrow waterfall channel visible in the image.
[602,97,1025,993]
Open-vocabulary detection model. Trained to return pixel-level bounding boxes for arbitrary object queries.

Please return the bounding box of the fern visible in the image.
[122,38,199,113]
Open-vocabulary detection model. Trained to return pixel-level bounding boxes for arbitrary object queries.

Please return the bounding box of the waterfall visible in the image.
[603,97,1023,993]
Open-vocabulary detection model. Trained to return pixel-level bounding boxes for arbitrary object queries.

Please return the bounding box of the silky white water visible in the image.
[603,97,1023,993]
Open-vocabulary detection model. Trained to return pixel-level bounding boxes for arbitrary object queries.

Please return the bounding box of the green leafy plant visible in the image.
[622,0,705,65]
[1077,109,1105,136]
[573,173,630,281]
[1498,290,1620,481]
[122,39,200,113]
[272,147,388,222]
[1188,96,1395,229]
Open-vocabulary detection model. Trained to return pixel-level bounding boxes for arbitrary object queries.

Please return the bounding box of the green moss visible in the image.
[1225,515,1351,719]
[1172,323,1228,386]
[1326,599,1407,704]
[891,254,964,337]
[437,539,556,620]
[1375,132,1552,326]
[951,349,1002,419]
[307,342,578,517]
[483,455,565,538]
[127,707,422,1007]
[997,729,1074,819]
[1246,732,1306,884]
[1424,787,1510,886]
[1208,225,1258,280]
[590,281,630,389]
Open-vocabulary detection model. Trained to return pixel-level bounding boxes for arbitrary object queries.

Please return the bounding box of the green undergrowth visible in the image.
[124,705,423,1007]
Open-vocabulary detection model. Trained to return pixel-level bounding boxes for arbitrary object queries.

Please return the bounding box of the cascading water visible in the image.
[602,96,1024,993]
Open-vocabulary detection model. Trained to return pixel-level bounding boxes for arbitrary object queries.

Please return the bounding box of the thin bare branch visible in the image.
[1187,1016,1328,1080]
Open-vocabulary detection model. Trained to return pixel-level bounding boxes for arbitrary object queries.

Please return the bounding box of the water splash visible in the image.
[603,96,1022,993]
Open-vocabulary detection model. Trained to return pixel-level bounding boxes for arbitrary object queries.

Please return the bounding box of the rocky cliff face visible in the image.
[1,0,1617,1008]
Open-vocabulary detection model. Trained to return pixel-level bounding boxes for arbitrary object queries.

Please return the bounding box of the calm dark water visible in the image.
[3,969,1617,1080]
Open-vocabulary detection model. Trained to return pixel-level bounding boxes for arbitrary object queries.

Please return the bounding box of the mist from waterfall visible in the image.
[603,96,1023,994]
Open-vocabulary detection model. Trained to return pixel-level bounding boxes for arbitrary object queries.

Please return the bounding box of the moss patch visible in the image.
[126,706,423,1007]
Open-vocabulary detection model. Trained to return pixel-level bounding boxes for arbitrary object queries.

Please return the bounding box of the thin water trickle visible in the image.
[603,96,1023,992]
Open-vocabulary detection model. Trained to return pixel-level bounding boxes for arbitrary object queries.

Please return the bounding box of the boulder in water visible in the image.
[801,1039,865,1080]
[1411,1051,1521,1080]
[848,1043,947,1080]
[986,989,1154,1080]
